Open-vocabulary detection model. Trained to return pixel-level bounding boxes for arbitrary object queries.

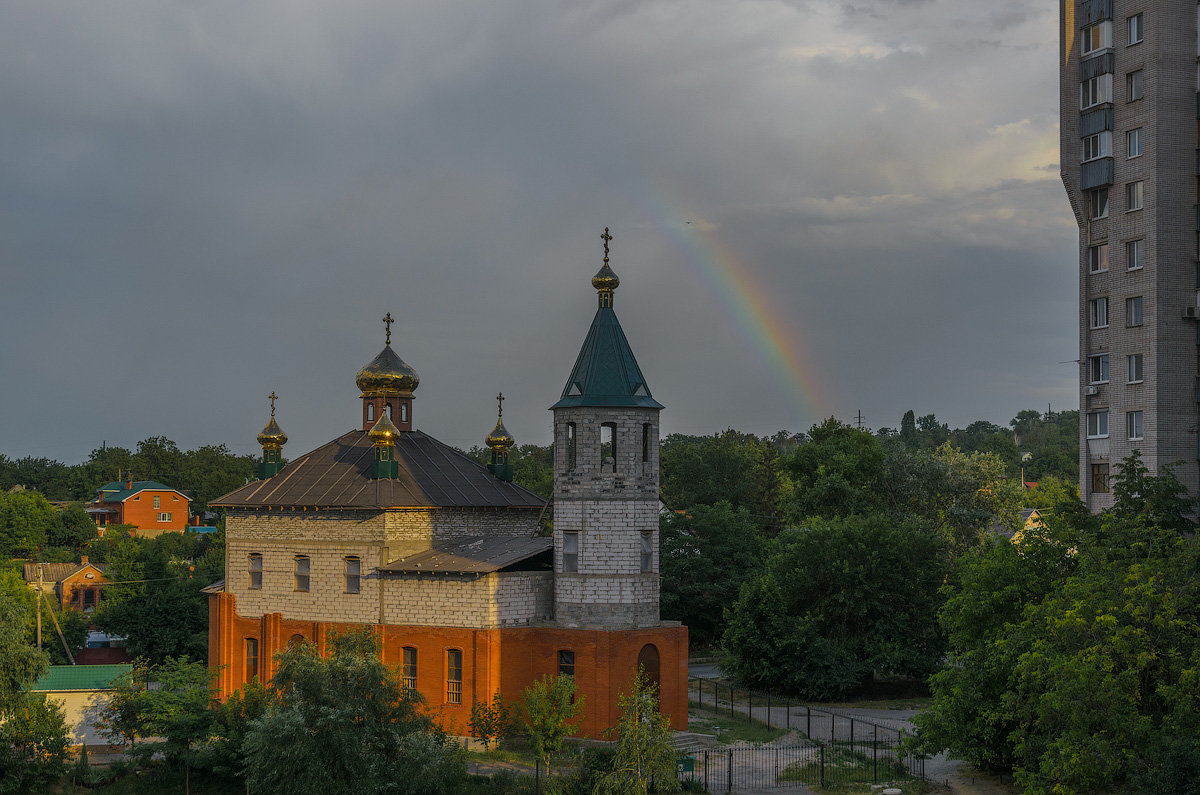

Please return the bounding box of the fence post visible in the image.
[704,750,708,793]
[806,706,811,738]
[819,744,825,787]
[850,716,855,746]
[786,698,790,730]
[727,748,733,793]
[873,724,878,782]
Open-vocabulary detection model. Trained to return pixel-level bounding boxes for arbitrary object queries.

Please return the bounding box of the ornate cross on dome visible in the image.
[268,391,278,418]
[601,228,612,262]
[382,312,394,345]
[496,392,505,417]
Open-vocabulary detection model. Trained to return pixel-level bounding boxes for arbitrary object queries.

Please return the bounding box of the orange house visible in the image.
[87,480,191,537]
[24,557,109,612]
[208,255,689,737]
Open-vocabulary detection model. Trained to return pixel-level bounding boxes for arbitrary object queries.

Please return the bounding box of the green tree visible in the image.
[784,419,886,519]
[519,673,583,774]
[468,692,510,750]
[205,679,274,778]
[722,514,948,700]
[96,660,152,750]
[243,629,464,795]
[659,430,781,524]
[0,489,58,557]
[134,657,215,794]
[48,503,98,548]
[595,669,679,794]
[659,502,762,647]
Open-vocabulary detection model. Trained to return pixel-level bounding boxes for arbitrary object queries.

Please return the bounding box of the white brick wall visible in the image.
[381,572,552,627]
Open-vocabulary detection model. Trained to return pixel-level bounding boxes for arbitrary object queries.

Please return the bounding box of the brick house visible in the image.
[87,480,191,537]
[24,558,109,612]
[206,248,688,736]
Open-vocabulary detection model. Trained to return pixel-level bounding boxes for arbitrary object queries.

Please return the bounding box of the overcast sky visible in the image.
[0,0,1075,464]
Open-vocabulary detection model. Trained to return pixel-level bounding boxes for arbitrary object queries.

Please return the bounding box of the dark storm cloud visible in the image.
[0,0,1072,463]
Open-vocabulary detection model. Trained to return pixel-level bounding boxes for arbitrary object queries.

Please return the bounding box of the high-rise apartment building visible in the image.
[1061,0,1199,510]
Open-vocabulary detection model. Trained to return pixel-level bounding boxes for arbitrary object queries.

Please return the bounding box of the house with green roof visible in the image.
[31,664,132,747]
[87,478,191,538]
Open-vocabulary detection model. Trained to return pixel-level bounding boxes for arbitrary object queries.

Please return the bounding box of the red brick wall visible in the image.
[118,491,189,533]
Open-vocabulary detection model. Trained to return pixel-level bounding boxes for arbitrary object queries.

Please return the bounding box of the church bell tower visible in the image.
[551,229,664,628]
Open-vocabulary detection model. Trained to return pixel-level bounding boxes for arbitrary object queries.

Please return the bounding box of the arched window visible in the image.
[400,403,409,423]
[402,647,417,691]
[385,403,392,418]
[637,644,660,696]
[246,638,259,682]
[446,649,463,704]
[248,554,263,590]
[287,634,307,648]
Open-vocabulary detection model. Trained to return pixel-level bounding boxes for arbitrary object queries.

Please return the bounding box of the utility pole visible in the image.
[854,410,865,430]
[36,564,42,649]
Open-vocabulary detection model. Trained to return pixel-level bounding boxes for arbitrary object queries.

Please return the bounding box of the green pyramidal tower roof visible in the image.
[551,257,664,410]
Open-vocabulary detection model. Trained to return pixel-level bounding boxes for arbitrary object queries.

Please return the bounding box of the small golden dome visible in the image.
[356,344,420,398]
[257,417,287,449]
[368,409,401,445]
[486,417,514,450]
[591,262,620,293]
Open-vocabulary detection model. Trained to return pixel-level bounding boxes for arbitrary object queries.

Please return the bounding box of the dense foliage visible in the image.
[913,454,1200,792]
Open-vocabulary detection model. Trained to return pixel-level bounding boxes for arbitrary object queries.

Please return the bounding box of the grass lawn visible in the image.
[777,743,914,787]
[687,703,787,744]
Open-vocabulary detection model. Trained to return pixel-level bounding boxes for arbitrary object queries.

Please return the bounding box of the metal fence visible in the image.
[687,676,909,744]
[678,741,924,791]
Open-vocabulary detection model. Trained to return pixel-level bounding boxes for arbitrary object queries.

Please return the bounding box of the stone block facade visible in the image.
[381,572,553,628]
[552,407,659,501]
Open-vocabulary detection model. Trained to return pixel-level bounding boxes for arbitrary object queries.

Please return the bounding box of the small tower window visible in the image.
[566,422,577,470]
[563,531,579,572]
[601,422,617,472]
[344,556,361,594]
[367,403,375,421]
[294,555,310,592]
[642,423,651,463]
[641,531,653,573]
[248,554,263,590]
[245,638,259,682]
[385,403,392,418]
[401,403,409,423]
[446,649,463,704]
[402,647,417,691]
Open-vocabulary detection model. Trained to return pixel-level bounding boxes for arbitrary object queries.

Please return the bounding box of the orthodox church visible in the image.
[206,237,688,735]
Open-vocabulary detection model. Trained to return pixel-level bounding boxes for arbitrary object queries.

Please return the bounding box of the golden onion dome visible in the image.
[368,409,401,445]
[485,417,515,450]
[591,261,620,293]
[356,344,420,398]
[257,416,287,449]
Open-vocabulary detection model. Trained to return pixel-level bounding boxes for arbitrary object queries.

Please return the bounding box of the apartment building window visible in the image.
[1127,13,1143,45]
[294,555,310,592]
[446,649,463,704]
[1127,295,1144,327]
[246,638,259,681]
[640,531,653,573]
[1089,297,1109,328]
[1126,181,1144,211]
[1081,20,1112,55]
[558,650,575,678]
[402,647,417,691]
[1089,354,1110,384]
[1126,239,1144,270]
[248,554,262,589]
[344,556,361,594]
[1092,463,1111,493]
[1088,243,1109,273]
[1081,74,1112,109]
[1082,131,1111,162]
[1088,187,1109,219]
[562,531,579,572]
[1127,353,1144,383]
[1127,70,1144,101]
[1126,128,1142,158]
[1127,410,1144,441]
[1087,410,1110,438]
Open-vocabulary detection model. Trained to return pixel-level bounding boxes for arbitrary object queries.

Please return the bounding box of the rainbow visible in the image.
[654,215,833,428]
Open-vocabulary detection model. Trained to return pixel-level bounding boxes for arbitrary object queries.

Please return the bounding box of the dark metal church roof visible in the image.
[551,305,663,409]
[211,429,545,510]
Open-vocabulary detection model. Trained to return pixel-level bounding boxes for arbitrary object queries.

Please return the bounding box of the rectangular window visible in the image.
[642,423,651,463]
[600,422,616,472]
[1127,410,1144,440]
[1087,410,1110,438]
[640,531,653,573]
[562,531,579,573]
[248,554,262,590]
[1088,243,1109,273]
[1089,297,1109,328]
[1127,70,1144,101]
[1082,20,1112,54]
[1126,127,1142,158]
[446,649,463,704]
[1081,74,1112,109]
[246,638,259,681]
[1089,354,1110,384]
[558,649,575,678]
[344,556,361,594]
[1092,463,1110,493]
[1127,353,1144,383]
[1126,181,1144,211]
[157,512,172,522]
[566,422,577,470]
[1126,295,1144,327]
[294,555,310,592]
[153,496,161,509]
[402,647,417,691]
[1128,13,1143,45]
[1082,131,1111,162]
[1089,187,1109,219]
[1126,239,1144,270]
